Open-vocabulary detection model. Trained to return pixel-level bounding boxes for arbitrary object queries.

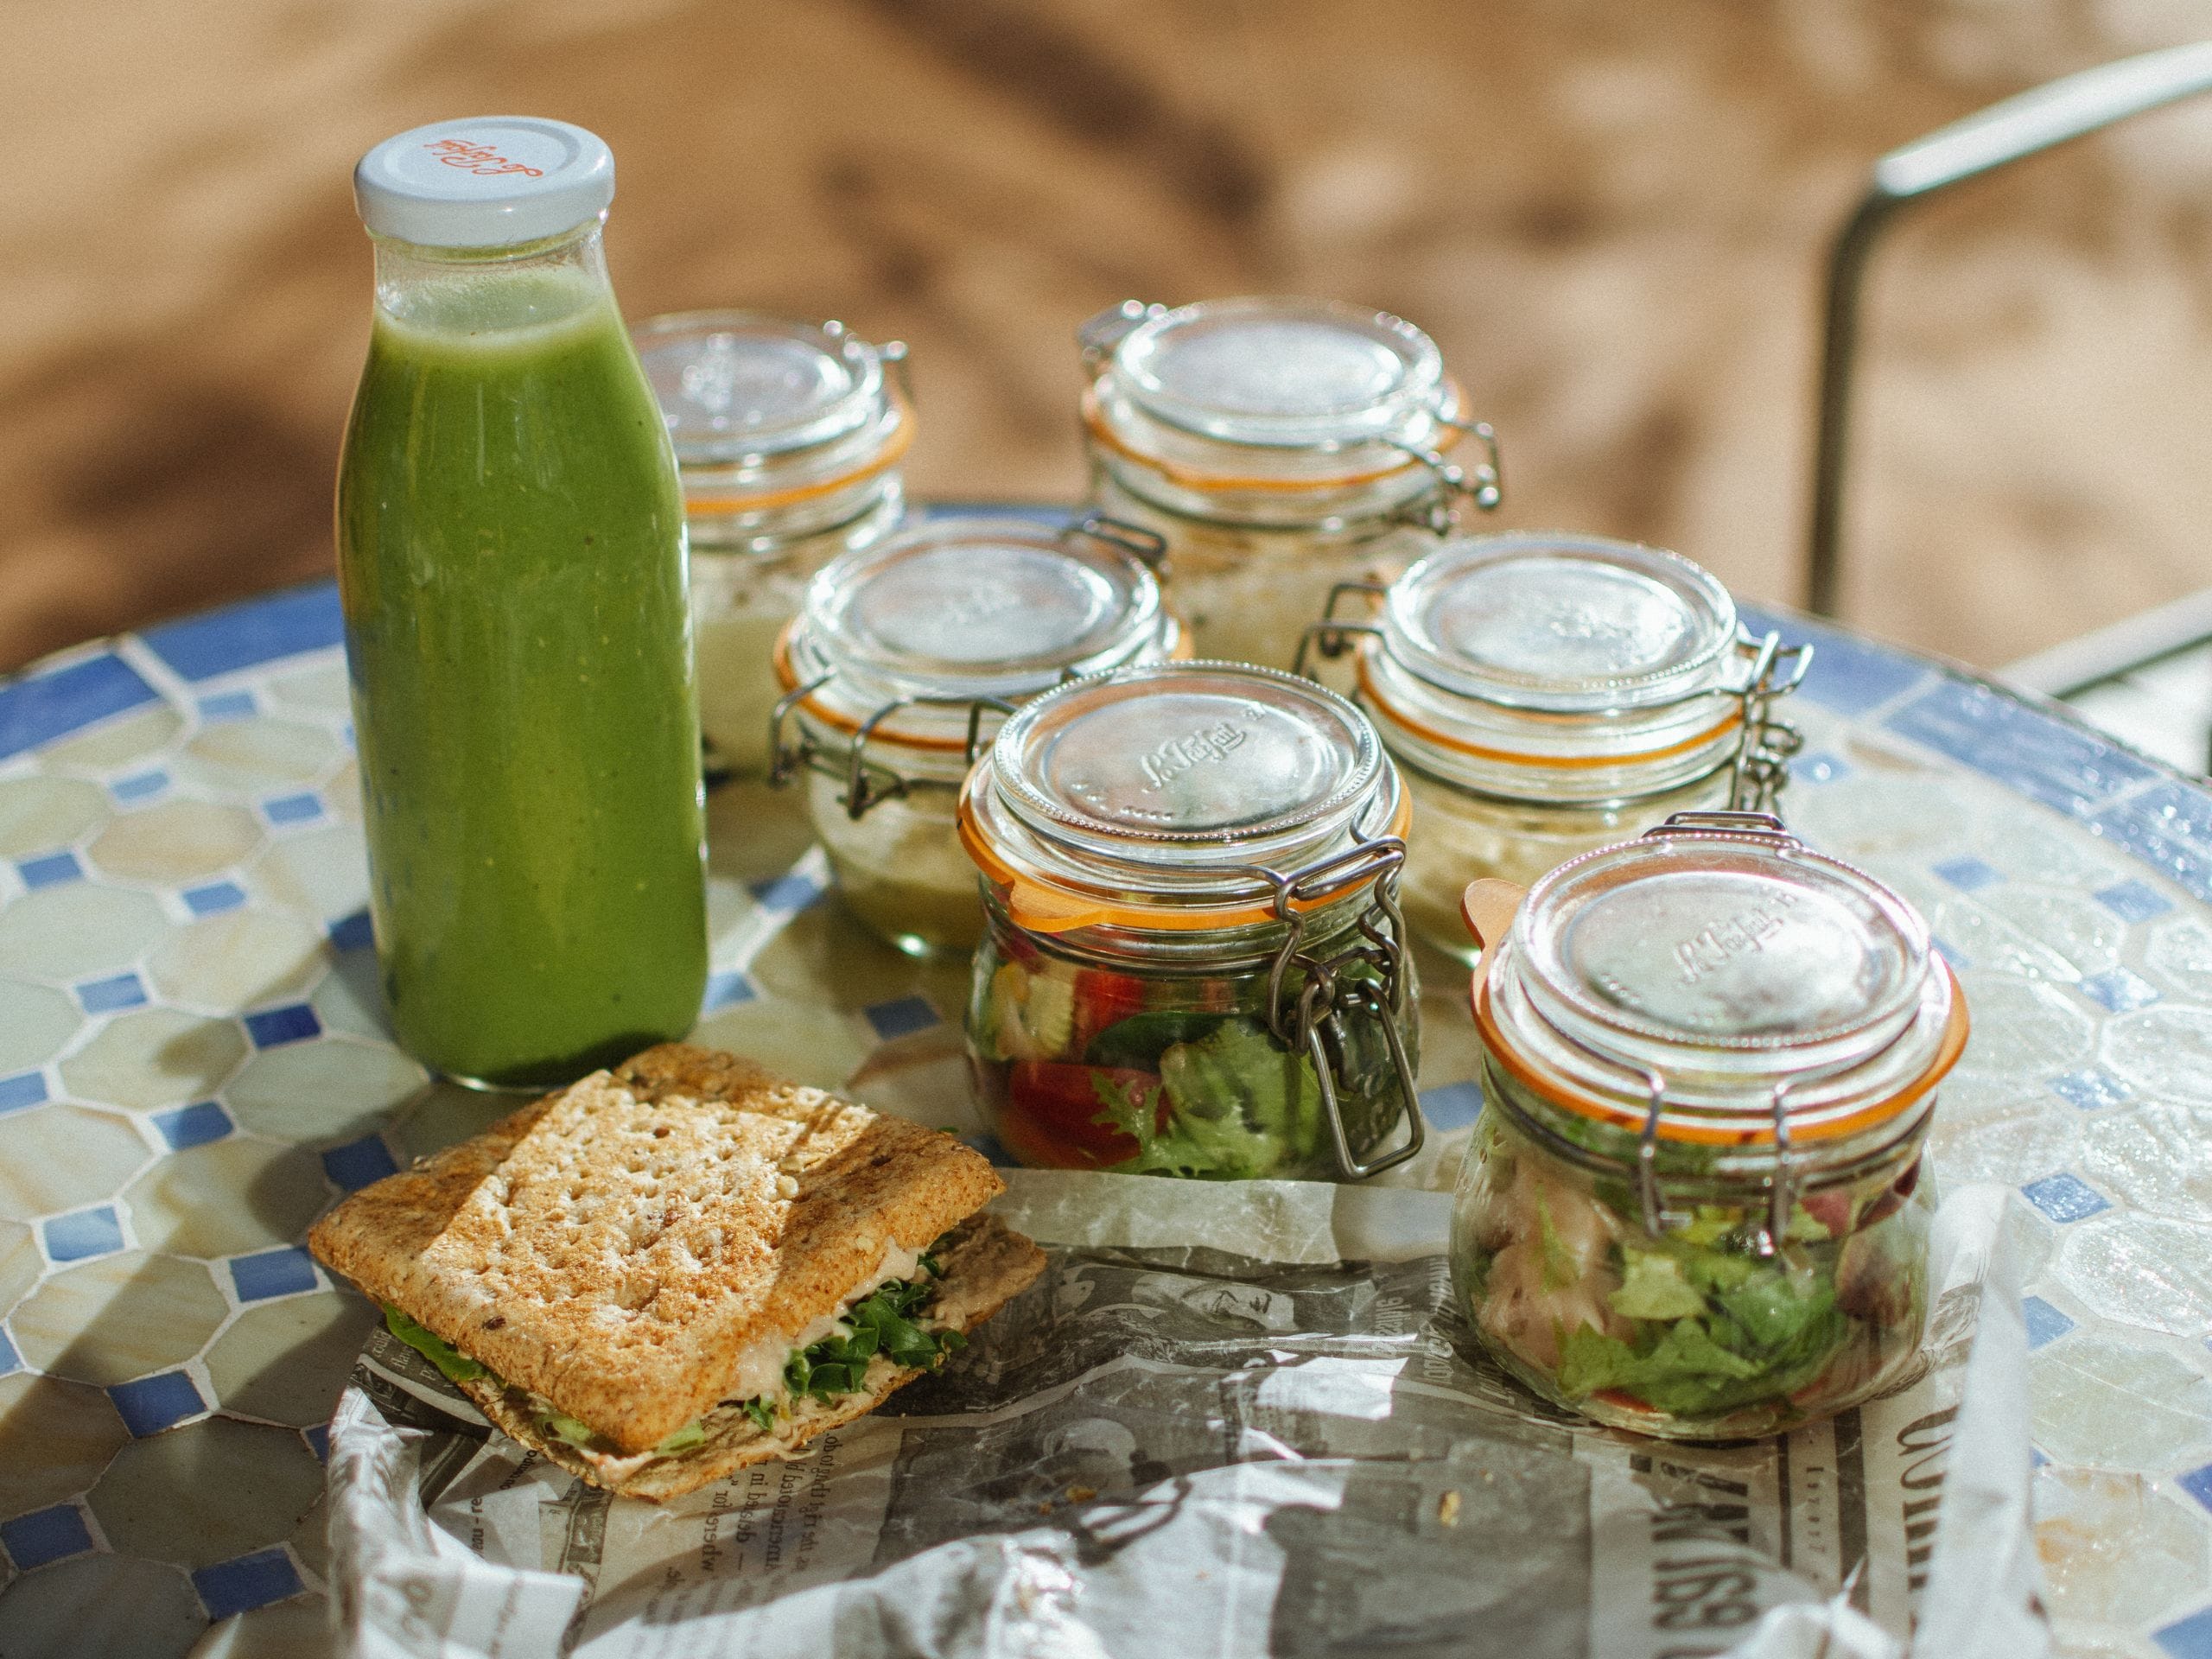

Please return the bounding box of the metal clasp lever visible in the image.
[1293,580,1391,680]
[1244,838,1425,1181]
[768,679,1013,820]
[1728,628,1813,814]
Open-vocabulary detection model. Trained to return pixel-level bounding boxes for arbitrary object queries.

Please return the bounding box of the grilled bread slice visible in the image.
[309,1043,1041,1497]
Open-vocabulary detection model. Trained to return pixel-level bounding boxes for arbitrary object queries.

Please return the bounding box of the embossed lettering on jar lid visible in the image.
[632,312,909,508]
[1478,813,1965,1143]
[1382,533,1737,713]
[961,662,1408,929]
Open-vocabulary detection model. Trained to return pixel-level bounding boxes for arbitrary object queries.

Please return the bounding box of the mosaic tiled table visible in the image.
[2,546,2211,1659]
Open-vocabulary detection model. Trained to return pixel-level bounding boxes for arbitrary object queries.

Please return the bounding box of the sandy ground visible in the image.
[6,0,2212,673]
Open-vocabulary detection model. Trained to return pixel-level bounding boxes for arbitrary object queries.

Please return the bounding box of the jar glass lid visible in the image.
[1383,533,1737,713]
[1481,815,1961,1142]
[1109,296,1446,448]
[633,311,895,469]
[790,518,1164,709]
[963,663,1405,924]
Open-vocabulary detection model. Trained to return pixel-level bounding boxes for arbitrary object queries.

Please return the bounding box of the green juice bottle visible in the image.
[337,118,705,1087]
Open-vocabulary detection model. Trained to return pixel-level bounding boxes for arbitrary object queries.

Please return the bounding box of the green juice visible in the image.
[336,264,706,1086]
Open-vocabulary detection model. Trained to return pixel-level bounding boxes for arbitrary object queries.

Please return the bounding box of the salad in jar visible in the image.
[957,660,1426,1183]
[1451,1098,1932,1438]
[969,919,1408,1180]
[1449,810,1965,1438]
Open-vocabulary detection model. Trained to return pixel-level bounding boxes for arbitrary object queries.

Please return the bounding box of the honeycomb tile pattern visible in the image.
[0,556,2208,1656]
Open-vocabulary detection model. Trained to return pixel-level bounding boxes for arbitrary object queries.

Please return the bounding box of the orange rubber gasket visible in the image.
[1357,649,1743,767]
[957,769,1414,934]
[682,389,914,516]
[1080,378,1470,494]
[1468,958,1969,1147]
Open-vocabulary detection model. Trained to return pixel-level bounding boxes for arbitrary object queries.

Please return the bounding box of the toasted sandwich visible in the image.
[308,1042,1043,1502]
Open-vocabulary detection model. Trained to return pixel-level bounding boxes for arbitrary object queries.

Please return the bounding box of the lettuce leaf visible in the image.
[382,1306,486,1383]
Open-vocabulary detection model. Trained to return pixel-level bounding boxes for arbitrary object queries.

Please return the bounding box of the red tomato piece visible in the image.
[999,1060,1161,1168]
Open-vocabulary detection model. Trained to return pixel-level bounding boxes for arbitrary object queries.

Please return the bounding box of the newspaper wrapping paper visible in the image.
[323,1171,2044,1659]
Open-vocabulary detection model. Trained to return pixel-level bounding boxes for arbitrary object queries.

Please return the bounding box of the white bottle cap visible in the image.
[353,117,614,248]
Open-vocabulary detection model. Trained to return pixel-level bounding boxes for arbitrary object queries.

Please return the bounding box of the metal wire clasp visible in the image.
[1239,836,1425,1180]
[1293,579,1392,680]
[1629,1072,1800,1248]
[1065,512,1167,571]
[1727,628,1814,813]
[768,680,1012,820]
[1385,409,1504,532]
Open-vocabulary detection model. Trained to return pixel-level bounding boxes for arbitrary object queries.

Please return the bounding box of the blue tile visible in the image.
[244,1004,321,1047]
[75,972,148,1014]
[262,792,323,826]
[1886,678,2158,820]
[963,1132,1018,1168]
[2087,781,2212,905]
[193,1548,305,1620]
[2177,1461,2212,1515]
[321,1134,398,1192]
[0,652,162,764]
[2094,879,2173,923]
[303,1423,330,1465]
[924,501,1071,527]
[43,1205,125,1262]
[16,850,83,890]
[327,910,375,953]
[2021,1295,2075,1351]
[151,1101,232,1150]
[864,995,940,1040]
[0,1503,96,1571]
[110,769,167,804]
[1738,606,1932,715]
[1419,1080,1484,1131]
[702,969,756,1013]
[139,582,344,683]
[2021,1173,2112,1224]
[0,1328,18,1376]
[1931,855,2002,893]
[195,689,257,721]
[2078,968,2161,1014]
[2048,1068,2130,1112]
[1794,751,1850,785]
[750,868,827,912]
[0,1071,48,1115]
[2156,1604,2212,1659]
[107,1370,206,1437]
[181,880,248,916]
[229,1246,318,1301]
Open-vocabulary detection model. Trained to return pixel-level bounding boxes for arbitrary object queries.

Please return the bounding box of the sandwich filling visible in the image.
[380,1237,964,1477]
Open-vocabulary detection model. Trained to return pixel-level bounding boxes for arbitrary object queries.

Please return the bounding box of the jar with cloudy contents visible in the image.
[1078,296,1501,675]
[635,312,911,773]
[960,661,1424,1183]
[1315,532,1810,964]
[771,517,1179,957]
[1452,813,1965,1440]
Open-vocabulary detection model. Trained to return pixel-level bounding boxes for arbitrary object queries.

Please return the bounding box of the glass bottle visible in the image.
[337,118,705,1087]
[1305,532,1811,963]
[959,661,1424,1181]
[1078,296,1502,673]
[1451,812,1965,1438]
[769,515,1179,957]
[633,312,911,773]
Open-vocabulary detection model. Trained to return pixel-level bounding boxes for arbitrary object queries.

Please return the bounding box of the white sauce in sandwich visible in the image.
[711,1237,924,1405]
